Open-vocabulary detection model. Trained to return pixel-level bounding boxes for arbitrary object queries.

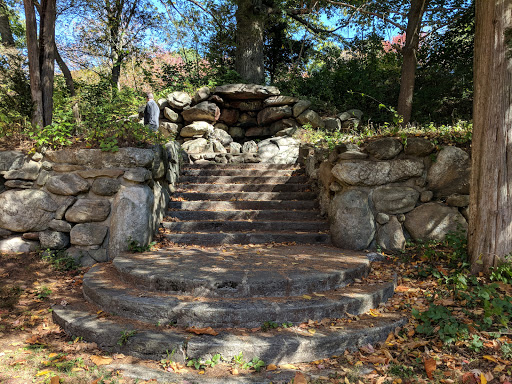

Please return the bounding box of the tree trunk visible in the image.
[397,0,429,126]
[0,0,14,46]
[468,0,512,274]
[39,0,56,127]
[235,0,265,84]
[54,41,75,97]
[23,0,43,128]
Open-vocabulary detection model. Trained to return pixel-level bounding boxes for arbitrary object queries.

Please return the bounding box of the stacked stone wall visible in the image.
[305,138,470,252]
[0,143,182,265]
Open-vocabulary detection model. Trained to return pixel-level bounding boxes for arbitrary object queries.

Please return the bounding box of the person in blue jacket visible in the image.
[144,92,160,131]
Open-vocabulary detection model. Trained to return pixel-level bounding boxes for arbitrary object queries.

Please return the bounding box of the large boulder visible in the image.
[296,109,325,129]
[0,151,24,171]
[219,109,239,125]
[228,126,245,139]
[167,91,191,110]
[91,178,121,196]
[324,117,342,132]
[427,146,470,197]
[225,100,263,111]
[257,106,292,125]
[65,199,111,223]
[3,160,41,180]
[258,137,300,164]
[0,236,38,253]
[366,138,403,160]
[214,84,280,99]
[338,109,363,121]
[404,202,468,241]
[180,121,214,138]
[213,129,233,146]
[108,185,154,258]
[263,96,299,107]
[163,107,180,122]
[293,100,311,117]
[47,148,154,169]
[329,189,375,250]
[182,138,209,153]
[70,223,108,246]
[318,161,334,190]
[332,159,424,186]
[404,138,435,157]
[46,173,89,196]
[269,119,299,136]
[182,101,220,123]
[0,189,58,232]
[192,86,211,104]
[372,186,419,214]
[39,230,70,250]
[376,216,406,252]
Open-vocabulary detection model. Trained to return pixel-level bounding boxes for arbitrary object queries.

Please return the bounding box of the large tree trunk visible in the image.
[397,0,429,126]
[468,0,512,274]
[0,0,14,46]
[23,0,43,128]
[54,42,75,96]
[235,0,265,84]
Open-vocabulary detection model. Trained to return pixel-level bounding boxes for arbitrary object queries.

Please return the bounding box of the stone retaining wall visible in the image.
[305,138,470,252]
[0,143,182,265]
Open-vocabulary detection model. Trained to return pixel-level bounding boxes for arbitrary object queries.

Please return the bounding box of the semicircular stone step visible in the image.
[52,305,406,365]
[184,163,301,170]
[178,183,310,193]
[162,232,330,245]
[172,191,317,201]
[168,200,317,211]
[166,210,325,222]
[112,246,368,297]
[83,264,395,328]
[179,175,308,185]
[162,220,329,233]
[181,168,304,177]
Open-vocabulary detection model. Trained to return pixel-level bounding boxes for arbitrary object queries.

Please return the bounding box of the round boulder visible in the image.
[372,186,419,214]
[427,146,470,197]
[366,138,403,160]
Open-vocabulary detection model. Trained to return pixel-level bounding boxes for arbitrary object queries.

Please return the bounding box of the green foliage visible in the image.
[160,349,176,370]
[490,257,512,284]
[117,330,137,346]
[388,363,415,378]
[469,335,484,352]
[40,249,79,272]
[242,357,265,372]
[0,285,22,309]
[28,122,74,150]
[261,321,279,331]
[412,305,468,344]
[186,354,222,370]
[501,342,512,360]
[127,237,155,253]
[36,286,52,300]
[232,352,245,367]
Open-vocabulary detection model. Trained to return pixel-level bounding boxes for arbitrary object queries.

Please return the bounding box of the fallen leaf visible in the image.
[50,376,60,384]
[231,367,239,375]
[294,372,307,384]
[35,370,52,377]
[302,295,312,300]
[280,363,297,370]
[90,355,113,366]
[483,355,498,363]
[480,373,487,384]
[308,329,316,335]
[267,364,277,371]
[368,309,381,317]
[425,358,436,379]
[185,327,219,336]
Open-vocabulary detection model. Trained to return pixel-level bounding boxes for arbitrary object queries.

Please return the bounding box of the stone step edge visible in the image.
[161,221,329,231]
[162,232,331,246]
[183,163,301,169]
[52,306,407,365]
[112,255,369,297]
[83,269,395,328]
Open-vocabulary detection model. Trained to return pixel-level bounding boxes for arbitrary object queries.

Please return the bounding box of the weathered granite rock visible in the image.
[22,232,39,240]
[226,100,263,111]
[219,109,239,125]
[70,223,108,246]
[213,128,233,146]
[4,160,41,180]
[214,84,280,99]
[36,170,50,186]
[404,138,435,157]
[180,121,215,137]
[376,213,390,225]
[263,96,299,107]
[0,228,12,238]
[318,161,334,190]
[163,107,180,122]
[55,197,76,220]
[245,126,270,137]
[65,199,111,223]
[192,86,211,104]
[66,247,97,267]
[238,113,257,128]
[404,202,468,241]
[45,148,154,169]
[324,117,342,132]
[296,109,325,129]
[39,230,70,250]
[0,189,58,231]
[293,100,311,117]
[157,98,169,110]
[109,185,154,258]
[211,139,227,153]
[366,138,403,160]
[159,122,180,139]
[4,180,33,188]
[427,146,470,197]
[269,119,299,136]
[377,216,406,252]
[339,109,363,121]
[77,169,124,179]
[123,168,151,183]
[52,164,85,172]
[92,178,121,196]
[228,126,244,139]
[151,144,168,180]
[0,236,38,253]
[446,194,470,207]
[338,150,368,160]
[420,190,434,203]
[243,141,258,154]
[0,151,24,171]
[49,219,72,232]
[257,106,293,125]
[329,189,375,250]
[332,159,424,186]
[167,91,192,110]
[46,174,90,195]
[182,101,220,123]
[229,142,242,155]
[215,123,229,131]
[181,138,209,153]
[372,186,419,214]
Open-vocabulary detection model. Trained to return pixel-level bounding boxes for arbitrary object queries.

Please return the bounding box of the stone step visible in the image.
[181,168,304,177]
[178,183,310,192]
[184,163,301,170]
[53,306,406,365]
[166,210,325,222]
[163,232,330,245]
[162,220,329,233]
[82,263,395,328]
[168,200,317,211]
[172,191,316,201]
[113,246,366,297]
[179,175,308,185]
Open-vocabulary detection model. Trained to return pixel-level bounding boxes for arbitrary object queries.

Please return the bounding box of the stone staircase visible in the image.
[52,162,403,373]
[164,163,330,245]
